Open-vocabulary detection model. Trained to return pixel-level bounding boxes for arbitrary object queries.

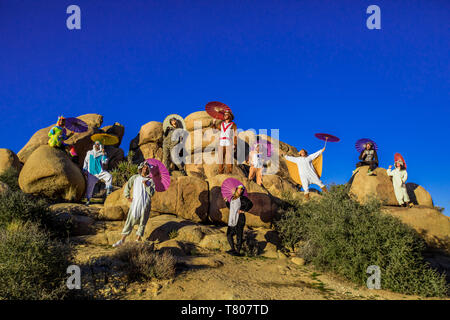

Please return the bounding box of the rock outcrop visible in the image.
[18,145,86,201]
[406,183,434,208]
[0,148,22,174]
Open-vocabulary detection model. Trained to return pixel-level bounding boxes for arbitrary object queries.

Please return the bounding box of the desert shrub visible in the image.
[0,167,20,192]
[111,152,138,187]
[0,221,73,300]
[114,242,176,281]
[276,184,449,297]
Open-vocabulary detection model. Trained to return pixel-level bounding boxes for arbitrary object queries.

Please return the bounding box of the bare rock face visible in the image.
[18,145,85,201]
[184,111,215,131]
[138,121,163,145]
[349,166,398,206]
[0,148,22,175]
[102,122,125,147]
[17,114,104,165]
[383,206,450,252]
[129,121,164,163]
[207,174,278,228]
[406,183,433,208]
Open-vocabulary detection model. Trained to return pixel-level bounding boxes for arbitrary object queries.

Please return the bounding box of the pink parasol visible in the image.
[355,138,378,153]
[314,133,340,142]
[145,158,170,192]
[221,178,248,202]
[205,101,232,120]
[394,153,407,169]
[65,117,88,133]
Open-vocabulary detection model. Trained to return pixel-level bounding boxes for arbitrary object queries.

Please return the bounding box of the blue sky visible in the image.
[0,1,449,211]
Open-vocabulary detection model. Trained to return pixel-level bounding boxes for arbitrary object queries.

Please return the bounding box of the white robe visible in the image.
[285,149,324,193]
[129,175,150,220]
[387,168,410,205]
[228,197,241,227]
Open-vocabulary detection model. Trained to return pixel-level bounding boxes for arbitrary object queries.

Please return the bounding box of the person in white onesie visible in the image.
[387,160,412,207]
[284,146,327,200]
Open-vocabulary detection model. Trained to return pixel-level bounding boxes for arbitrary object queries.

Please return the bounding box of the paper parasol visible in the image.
[65,117,88,133]
[205,101,232,120]
[251,139,272,159]
[163,114,186,131]
[394,153,407,169]
[314,133,340,142]
[90,133,119,146]
[221,178,248,202]
[355,138,378,153]
[146,158,170,192]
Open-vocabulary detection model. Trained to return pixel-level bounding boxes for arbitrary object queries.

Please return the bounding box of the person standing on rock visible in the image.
[163,117,186,175]
[247,143,264,186]
[211,110,237,174]
[284,147,327,200]
[223,185,253,256]
[113,162,156,247]
[354,142,378,176]
[83,140,113,205]
[48,116,74,149]
[387,160,412,208]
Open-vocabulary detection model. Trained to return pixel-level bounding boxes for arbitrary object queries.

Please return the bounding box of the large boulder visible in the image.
[18,145,86,201]
[349,166,398,206]
[262,174,303,200]
[207,174,278,228]
[104,146,125,170]
[138,121,163,145]
[184,152,247,180]
[102,122,125,147]
[184,111,215,131]
[383,206,450,252]
[175,176,209,222]
[406,183,433,208]
[0,148,22,174]
[101,186,129,220]
[18,114,104,164]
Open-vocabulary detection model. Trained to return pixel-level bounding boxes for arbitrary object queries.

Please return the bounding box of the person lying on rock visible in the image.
[223,185,253,256]
[211,110,237,174]
[354,142,378,176]
[163,117,186,175]
[83,140,113,205]
[113,162,156,247]
[387,159,413,208]
[284,147,327,200]
[247,143,264,186]
[48,116,74,150]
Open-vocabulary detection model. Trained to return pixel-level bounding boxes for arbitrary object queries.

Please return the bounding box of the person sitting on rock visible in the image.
[284,147,327,200]
[387,159,412,208]
[354,142,378,176]
[223,185,253,256]
[247,143,264,186]
[211,110,237,174]
[48,116,74,150]
[113,162,156,247]
[163,117,186,175]
[83,140,113,205]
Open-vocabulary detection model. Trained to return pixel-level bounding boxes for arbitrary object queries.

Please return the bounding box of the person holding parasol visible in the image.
[113,162,156,247]
[387,154,413,208]
[83,136,115,205]
[209,104,237,174]
[222,183,253,256]
[47,116,74,149]
[354,140,379,176]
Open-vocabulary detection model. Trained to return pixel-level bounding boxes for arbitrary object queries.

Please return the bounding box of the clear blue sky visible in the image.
[0,1,449,211]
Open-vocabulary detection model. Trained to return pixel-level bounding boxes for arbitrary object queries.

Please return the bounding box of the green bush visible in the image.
[111,152,138,187]
[276,185,449,297]
[0,221,73,300]
[0,167,20,192]
[114,242,176,281]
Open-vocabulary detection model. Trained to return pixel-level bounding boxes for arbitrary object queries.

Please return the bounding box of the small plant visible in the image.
[111,151,138,187]
[0,221,73,300]
[113,242,176,281]
[0,168,20,192]
[168,229,179,239]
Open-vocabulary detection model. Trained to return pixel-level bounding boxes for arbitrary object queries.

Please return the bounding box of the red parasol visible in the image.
[205,101,232,120]
[355,138,378,153]
[221,178,248,202]
[145,158,171,192]
[314,133,340,142]
[65,117,88,133]
[394,153,407,169]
